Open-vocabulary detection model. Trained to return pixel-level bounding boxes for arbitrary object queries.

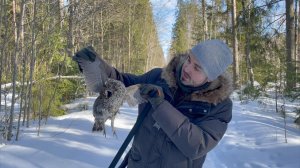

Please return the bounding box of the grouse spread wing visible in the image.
[125,84,147,107]
[73,46,108,93]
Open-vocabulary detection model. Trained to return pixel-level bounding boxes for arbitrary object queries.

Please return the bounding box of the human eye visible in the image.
[194,65,202,71]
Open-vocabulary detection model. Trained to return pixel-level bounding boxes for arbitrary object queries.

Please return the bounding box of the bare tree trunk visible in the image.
[226,0,231,44]
[0,0,9,114]
[1,0,10,139]
[209,0,214,39]
[298,0,300,77]
[242,0,254,87]
[37,84,42,136]
[118,44,122,71]
[122,25,126,72]
[67,0,74,57]
[146,32,153,72]
[295,0,298,62]
[202,0,208,40]
[113,25,117,67]
[22,84,28,126]
[108,19,111,61]
[298,0,300,76]
[8,0,19,141]
[0,0,4,113]
[128,4,132,72]
[286,0,296,89]
[296,0,300,78]
[27,0,37,128]
[91,0,97,47]
[59,0,64,29]
[213,1,219,39]
[16,0,26,141]
[231,0,239,88]
[100,9,104,57]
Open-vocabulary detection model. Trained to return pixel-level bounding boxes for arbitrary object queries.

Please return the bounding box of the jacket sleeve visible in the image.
[106,67,162,87]
[74,47,162,86]
[99,57,162,86]
[151,99,232,159]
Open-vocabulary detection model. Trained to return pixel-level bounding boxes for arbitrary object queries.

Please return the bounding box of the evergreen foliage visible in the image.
[0,0,164,125]
[170,0,299,99]
[0,0,299,141]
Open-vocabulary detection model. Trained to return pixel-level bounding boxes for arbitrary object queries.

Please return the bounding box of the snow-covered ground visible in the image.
[0,95,300,168]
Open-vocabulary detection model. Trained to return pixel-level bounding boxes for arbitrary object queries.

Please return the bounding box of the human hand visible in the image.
[139,84,164,109]
[73,46,98,72]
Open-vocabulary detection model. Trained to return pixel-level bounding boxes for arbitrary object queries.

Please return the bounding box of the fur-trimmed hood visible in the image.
[161,54,233,105]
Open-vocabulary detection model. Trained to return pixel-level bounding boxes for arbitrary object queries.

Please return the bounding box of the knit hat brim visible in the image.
[191,39,233,81]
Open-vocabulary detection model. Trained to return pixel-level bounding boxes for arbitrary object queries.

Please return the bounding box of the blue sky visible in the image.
[149,0,287,60]
[150,0,177,59]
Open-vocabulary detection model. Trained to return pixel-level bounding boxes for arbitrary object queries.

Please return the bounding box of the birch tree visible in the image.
[67,0,75,57]
[27,0,37,127]
[231,0,239,88]
[202,0,208,40]
[7,0,19,141]
[242,0,254,87]
[16,0,26,141]
[0,0,4,114]
[286,0,296,89]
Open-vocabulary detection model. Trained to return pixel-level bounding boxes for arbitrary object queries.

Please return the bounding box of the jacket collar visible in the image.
[161,54,233,105]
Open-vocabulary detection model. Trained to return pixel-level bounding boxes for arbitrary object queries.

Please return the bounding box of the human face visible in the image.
[180,54,208,87]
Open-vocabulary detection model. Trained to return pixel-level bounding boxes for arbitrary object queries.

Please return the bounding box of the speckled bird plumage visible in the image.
[92,78,127,136]
[73,46,146,136]
[92,79,145,136]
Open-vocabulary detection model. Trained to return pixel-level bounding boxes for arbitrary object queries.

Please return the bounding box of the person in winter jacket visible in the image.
[77,39,233,168]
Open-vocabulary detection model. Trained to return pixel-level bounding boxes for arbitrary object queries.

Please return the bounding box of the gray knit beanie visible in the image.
[190,39,233,81]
